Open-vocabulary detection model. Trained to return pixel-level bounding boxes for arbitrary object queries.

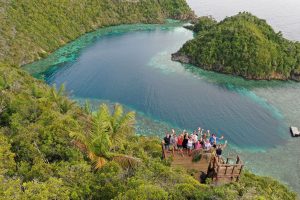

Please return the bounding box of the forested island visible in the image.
[172,12,300,81]
[0,1,297,199]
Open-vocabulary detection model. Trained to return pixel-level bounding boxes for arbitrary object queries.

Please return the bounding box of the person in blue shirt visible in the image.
[209,133,224,145]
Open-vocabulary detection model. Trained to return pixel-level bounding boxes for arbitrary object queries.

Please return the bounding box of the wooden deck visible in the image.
[162,148,212,181]
[162,146,244,184]
[209,156,244,184]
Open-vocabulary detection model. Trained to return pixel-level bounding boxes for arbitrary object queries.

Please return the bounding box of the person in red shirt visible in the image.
[177,134,184,157]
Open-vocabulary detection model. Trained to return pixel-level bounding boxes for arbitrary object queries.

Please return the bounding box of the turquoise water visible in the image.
[24,23,288,149]
[24,1,300,194]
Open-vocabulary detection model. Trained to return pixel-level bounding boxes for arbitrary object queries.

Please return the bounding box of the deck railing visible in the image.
[162,143,244,184]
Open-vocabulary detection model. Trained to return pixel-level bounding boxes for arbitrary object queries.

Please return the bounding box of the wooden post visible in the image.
[162,144,166,159]
[237,165,244,182]
[236,155,240,164]
[216,166,220,183]
[231,166,235,181]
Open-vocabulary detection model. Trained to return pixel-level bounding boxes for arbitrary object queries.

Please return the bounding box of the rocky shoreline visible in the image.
[172,52,300,81]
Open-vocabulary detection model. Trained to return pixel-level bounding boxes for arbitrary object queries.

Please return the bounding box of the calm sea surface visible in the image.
[24,0,300,194]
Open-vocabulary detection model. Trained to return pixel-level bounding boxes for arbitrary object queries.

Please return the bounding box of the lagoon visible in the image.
[24,0,300,194]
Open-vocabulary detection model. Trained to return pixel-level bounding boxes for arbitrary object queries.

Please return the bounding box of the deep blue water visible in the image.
[23,1,300,193]
[24,22,289,150]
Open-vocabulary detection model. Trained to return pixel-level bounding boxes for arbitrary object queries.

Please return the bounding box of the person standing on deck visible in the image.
[170,133,177,155]
[201,130,209,142]
[207,130,211,138]
[177,134,184,157]
[192,131,198,148]
[197,127,204,141]
[171,129,175,135]
[216,140,227,157]
[163,132,171,150]
[194,140,202,150]
[182,131,188,154]
[187,136,193,156]
[209,133,224,145]
[204,139,212,151]
[199,136,205,149]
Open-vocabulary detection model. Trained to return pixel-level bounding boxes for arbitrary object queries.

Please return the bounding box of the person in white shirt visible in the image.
[204,139,212,151]
[192,131,198,148]
[187,136,193,156]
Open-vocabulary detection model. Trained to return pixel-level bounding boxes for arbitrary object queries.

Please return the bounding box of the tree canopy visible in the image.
[0,1,297,199]
[175,12,300,80]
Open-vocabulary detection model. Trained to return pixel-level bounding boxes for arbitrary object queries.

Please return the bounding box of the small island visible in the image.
[172,12,300,81]
[0,1,298,199]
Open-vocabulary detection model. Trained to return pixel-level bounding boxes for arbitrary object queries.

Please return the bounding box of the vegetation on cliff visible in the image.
[0,63,296,199]
[0,0,194,66]
[173,12,300,80]
[0,1,297,199]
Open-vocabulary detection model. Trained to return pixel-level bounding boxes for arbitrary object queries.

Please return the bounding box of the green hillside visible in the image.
[173,12,300,80]
[0,2,297,199]
[0,0,194,66]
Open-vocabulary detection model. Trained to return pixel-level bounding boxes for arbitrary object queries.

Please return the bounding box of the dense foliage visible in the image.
[175,12,300,80]
[0,1,297,199]
[0,63,296,199]
[0,0,194,66]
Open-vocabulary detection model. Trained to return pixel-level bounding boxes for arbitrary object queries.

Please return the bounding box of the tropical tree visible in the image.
[49,84,75,114]
[71,104,139,170]
[102,103,136,150]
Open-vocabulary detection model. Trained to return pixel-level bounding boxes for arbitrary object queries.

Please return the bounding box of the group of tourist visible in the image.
[162,127,227,157]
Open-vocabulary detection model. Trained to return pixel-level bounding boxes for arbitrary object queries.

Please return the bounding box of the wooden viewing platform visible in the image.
[162,147,212,180]
[162,145,244,184]
[208,155,244,184]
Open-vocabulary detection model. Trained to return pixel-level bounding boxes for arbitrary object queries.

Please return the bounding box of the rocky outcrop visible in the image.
[171,52,191,64]
[172,52,295,81]
[172,12,197,21]
[291,70,300,82]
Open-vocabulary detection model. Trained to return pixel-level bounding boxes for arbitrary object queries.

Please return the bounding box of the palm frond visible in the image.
[112,103,123,126]
[97,104,111,122]
[88,152,107,170]
[115,113,135,136]
[72,139,87,153]
[84,100,91,114]
[59,98,75,113]
[69,131,89,153]
[88,151,96,161]
[116,111,136,137]
[93,104,111,132]
[50,84,58,101]
[94,156,107,170]
[89,130,111,156]
[119,111,135,129]
[70,103,139,171]
[112,155,141,170]
[57,84,66,96]
[70,131,87,143]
